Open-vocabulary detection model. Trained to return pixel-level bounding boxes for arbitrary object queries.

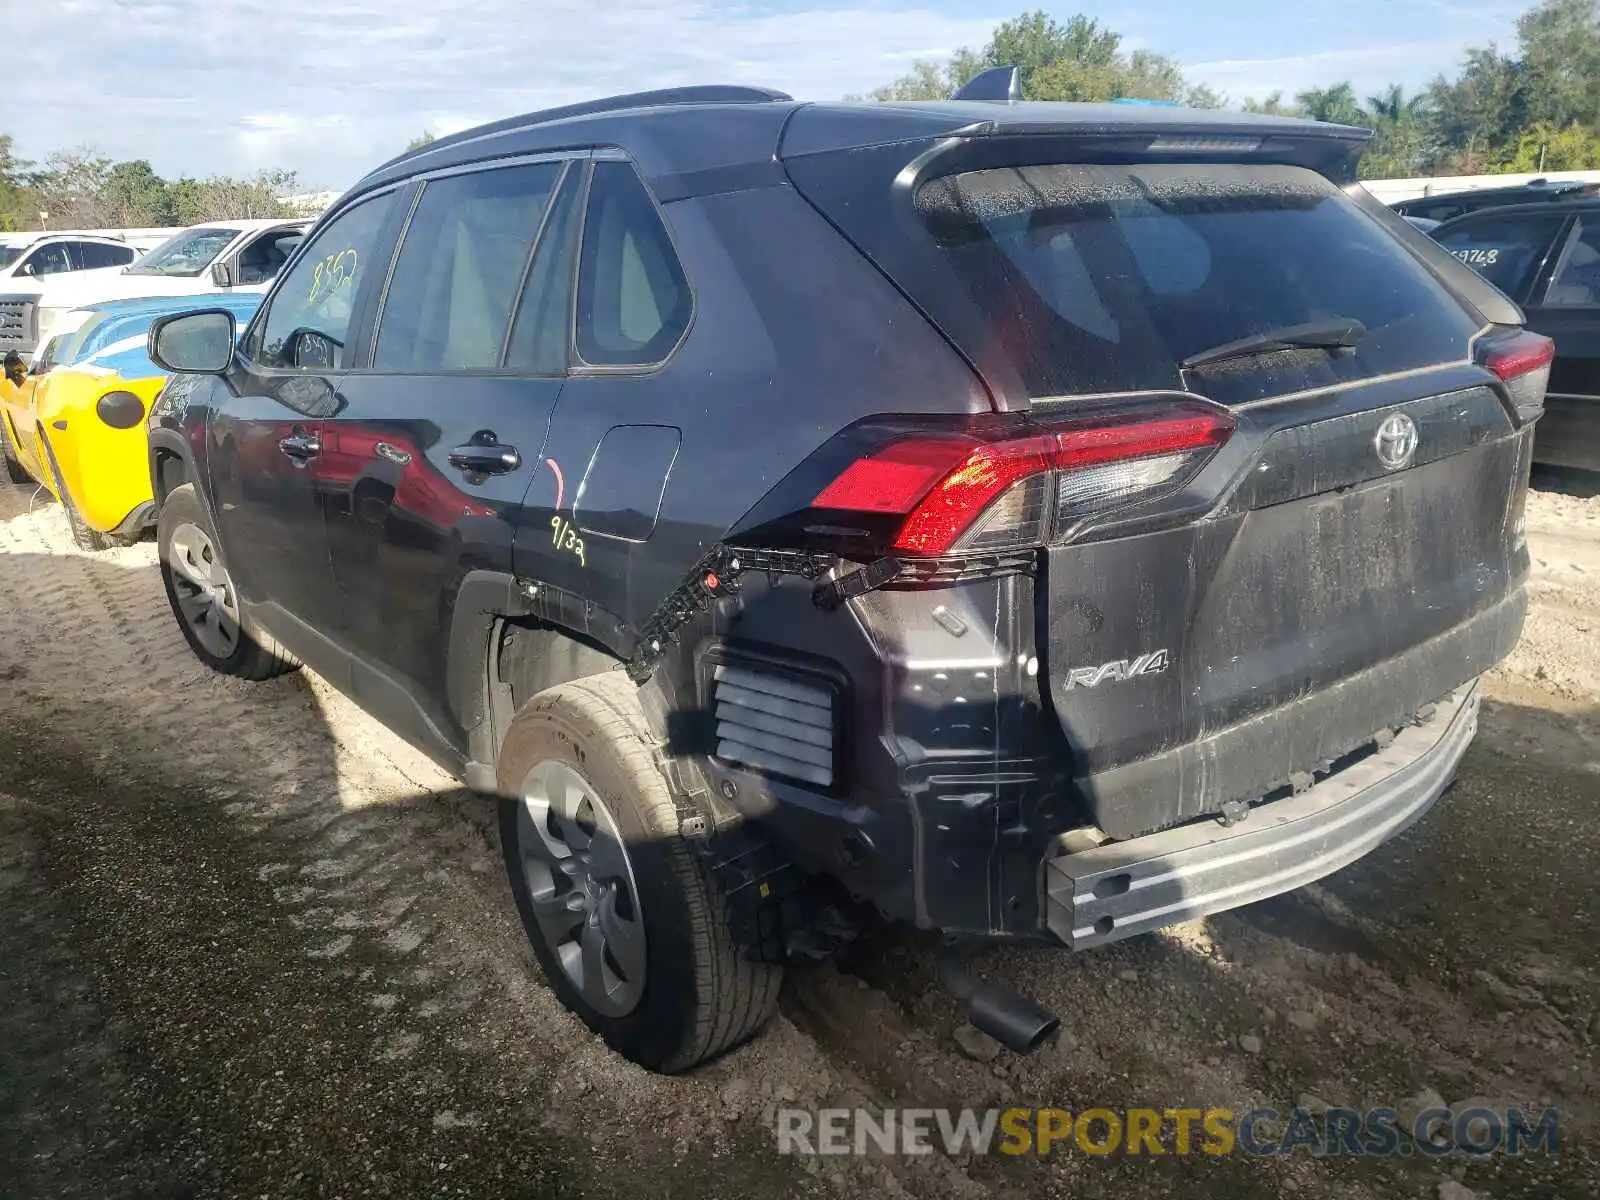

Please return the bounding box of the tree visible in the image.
[1242,92,1304,117]
[0,134,36,231]
[99,159,175,225]
[1517,0,1600,129]
[1295,83,1367,127]
[1498,119,1600,170]
[405,130,438,151]
[865,9,1209,105]
[867,59,958,101]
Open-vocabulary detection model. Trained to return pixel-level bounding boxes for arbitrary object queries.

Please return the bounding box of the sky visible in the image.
[11,0,1533,191]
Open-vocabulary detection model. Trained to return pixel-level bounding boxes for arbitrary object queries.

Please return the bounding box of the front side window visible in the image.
[236,229,304,285]
[373,162,564,372]
[1433,213,1567,301]
[127,227,240,277]
[23,244,72,276]
[1542,217,1600,307]
[575,161,691,367]
[249,195,395,372]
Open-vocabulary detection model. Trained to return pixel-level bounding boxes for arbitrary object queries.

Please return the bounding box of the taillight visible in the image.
[811,404,1234,557]
[1478,329,1554,418]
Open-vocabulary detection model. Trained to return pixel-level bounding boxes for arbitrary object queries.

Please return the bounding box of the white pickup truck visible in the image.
[2,218,309,356]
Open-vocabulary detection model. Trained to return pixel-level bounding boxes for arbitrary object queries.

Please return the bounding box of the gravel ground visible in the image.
[0,468,1596,1200]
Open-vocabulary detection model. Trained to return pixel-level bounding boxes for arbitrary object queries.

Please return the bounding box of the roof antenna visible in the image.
[953,65,1022,104]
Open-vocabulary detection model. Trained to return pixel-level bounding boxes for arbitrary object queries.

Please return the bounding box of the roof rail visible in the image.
[387,85,794,169]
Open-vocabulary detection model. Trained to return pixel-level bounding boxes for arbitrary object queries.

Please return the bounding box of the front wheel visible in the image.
[0,417,33,485]
[157,483,299,680]
[498,672,782,1072]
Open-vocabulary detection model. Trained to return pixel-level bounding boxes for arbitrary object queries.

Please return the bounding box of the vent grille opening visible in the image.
[712,663,835,788]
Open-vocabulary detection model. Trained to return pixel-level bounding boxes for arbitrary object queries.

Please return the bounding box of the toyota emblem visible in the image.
[1374,413,1418,471]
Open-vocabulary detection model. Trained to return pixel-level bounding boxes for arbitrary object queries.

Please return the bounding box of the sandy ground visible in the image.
[0,467,1595,1200]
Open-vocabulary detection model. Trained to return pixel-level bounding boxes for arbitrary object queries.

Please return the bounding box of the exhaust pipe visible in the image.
[938,939,1061,1054]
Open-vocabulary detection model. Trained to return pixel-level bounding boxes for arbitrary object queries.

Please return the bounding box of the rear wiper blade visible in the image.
[1180,318,1366,370]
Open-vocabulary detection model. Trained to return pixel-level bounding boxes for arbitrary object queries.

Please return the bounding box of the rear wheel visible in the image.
[42,438,111,552]
[498,672,782,1072]
[157,483,299,679]
[0,418,32,485]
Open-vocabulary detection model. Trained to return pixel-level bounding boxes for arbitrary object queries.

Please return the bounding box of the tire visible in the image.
[42,437,112,552]
[498,672,782,1072]
[0,417,32,485]
[157,483,300,680]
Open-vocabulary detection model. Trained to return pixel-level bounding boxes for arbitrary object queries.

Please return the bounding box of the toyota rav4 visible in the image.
[144,82,1542,1072]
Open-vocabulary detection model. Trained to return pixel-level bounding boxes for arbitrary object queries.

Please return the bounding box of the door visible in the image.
[206,189,402,686]
[521,157,702,639]
[323,157,580,758]
[1522,214,1600,467]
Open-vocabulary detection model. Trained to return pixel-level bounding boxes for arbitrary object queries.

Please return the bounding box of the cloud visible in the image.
[1186,37,1490,101]
[8,0,1003,187]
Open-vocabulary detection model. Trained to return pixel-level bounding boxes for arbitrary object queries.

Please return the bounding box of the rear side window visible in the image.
[1433,213,1566,301]
[75,242,133,268]
[1538,217,1600,307]
[374,162,565,372]
[911,162,1479,405]
[575,161,691,367]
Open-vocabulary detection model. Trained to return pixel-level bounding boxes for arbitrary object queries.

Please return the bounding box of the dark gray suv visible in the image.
[145,85,1543,1071]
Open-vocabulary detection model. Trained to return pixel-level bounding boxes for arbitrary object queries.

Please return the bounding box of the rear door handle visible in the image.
[448,439,520,476]
[278,431,321,461]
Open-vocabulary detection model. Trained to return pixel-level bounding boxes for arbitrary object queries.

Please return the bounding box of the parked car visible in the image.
[0,293,263,549]
[1392,177,1600,224]
[144,86,1542,1072]
[1430,198,1600,470]
[21,218,307,355]
[0,233,143,356]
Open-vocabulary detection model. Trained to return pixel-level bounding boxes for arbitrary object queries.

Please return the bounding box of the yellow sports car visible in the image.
[0,293,263,550]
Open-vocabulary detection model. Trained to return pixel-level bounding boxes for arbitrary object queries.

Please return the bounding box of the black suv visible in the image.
[1393,177,1600,224]
[145,86,1543,1072]
[1432,198,1600,470]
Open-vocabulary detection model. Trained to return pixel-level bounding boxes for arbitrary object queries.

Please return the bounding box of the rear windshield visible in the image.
[911,162,1478,405]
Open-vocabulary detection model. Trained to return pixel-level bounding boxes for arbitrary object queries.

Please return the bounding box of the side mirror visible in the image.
[211,259,237,288]
[18,260,37,277]
[149,309,237,375]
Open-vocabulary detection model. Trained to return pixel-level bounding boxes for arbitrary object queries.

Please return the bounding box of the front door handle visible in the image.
[278,431,321,461]
[448,433,520,476]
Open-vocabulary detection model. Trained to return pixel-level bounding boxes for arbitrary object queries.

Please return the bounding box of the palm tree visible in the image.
[1296,82,1367,127]
[1366,84,1419,124]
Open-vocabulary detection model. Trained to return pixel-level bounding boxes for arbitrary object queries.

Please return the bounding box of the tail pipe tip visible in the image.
[938,940,1062,1055]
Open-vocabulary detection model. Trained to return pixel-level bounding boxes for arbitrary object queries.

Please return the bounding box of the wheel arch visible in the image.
[147,427,192,509]
[449,570,634,790]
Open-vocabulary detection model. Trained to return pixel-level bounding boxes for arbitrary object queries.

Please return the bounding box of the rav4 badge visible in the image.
[1063,650,1170,690]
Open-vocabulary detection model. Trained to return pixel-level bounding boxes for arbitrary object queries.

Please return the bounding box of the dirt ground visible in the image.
[0,468,1596,1200]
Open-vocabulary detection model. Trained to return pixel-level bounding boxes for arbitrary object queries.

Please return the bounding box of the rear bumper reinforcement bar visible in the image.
[1045,681,1480,950]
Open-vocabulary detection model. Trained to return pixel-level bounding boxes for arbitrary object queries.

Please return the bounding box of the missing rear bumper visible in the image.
[1045,681,1480,950]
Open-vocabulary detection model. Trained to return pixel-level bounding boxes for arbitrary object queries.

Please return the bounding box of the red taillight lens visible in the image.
[811,437,979,514]
[1478,329,1555,417]
[1481,330,1555,381]
[811,406,1234,557]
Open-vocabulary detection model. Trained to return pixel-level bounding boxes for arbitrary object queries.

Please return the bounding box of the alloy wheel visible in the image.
[515,759,647,1017]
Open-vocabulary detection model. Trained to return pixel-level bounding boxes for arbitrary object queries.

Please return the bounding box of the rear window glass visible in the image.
[912,162,1478,405]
